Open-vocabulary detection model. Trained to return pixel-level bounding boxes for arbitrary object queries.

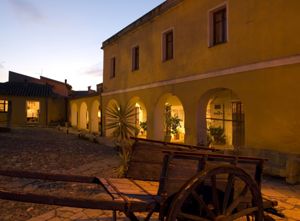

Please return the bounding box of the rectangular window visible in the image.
[0,100,8,113]
[110,57,116,78]
[163,30,174,61]
[132,46,139,71]
[212,7,227,45]
[26,101,40,123]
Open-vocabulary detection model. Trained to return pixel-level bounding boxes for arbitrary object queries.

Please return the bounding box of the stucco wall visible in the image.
[102,63,300,154]
[102,0,300,92]
[0,96,66,127]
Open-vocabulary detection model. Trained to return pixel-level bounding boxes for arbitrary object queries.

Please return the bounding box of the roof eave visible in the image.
[101,0,183,49]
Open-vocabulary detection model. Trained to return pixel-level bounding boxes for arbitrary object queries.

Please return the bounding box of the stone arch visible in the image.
[154,93,185,143]
[71,103,78,127]
[105,99,120,137]
[90,100,100,133]
[197,88,244,149]
[79,102,89,130]
[128,97,148,138]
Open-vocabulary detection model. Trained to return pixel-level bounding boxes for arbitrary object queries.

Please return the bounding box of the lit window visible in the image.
[132,46,139,71]
[110,57,116,78]
[26,101,40,123]
[0,100,8,113]
[210,6,227,46]
[163,30,174,61]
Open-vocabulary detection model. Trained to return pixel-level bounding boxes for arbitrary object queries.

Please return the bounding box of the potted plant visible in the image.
[139,121,147,135]
[207,126,226,146]
[169,115,181,140]
[164,104,182,142]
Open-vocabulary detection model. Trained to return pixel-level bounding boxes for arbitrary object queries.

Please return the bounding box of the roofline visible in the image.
[40,76,72,88]
[101,0,183,49]
[9,71,40,81]
[69,92,101,100]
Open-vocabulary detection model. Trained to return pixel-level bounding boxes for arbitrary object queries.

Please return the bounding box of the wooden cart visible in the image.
[0,138,278,220]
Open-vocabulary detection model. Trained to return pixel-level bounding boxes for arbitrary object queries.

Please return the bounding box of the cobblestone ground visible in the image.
[0,128,119,221]
[0,128,300,220]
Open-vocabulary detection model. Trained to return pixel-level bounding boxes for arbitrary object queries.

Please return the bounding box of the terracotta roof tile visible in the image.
[0,82,57,97]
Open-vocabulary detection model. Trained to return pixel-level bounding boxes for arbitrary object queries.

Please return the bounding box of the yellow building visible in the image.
[101,0,300,182]
[0,81,66,127]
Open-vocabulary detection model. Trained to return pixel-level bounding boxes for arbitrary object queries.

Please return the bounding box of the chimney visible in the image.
[88,86,91,93]
[65,79,67,84]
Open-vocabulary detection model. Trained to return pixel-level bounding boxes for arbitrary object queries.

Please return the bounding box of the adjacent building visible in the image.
[101,0,300,182]
[0,71,71,127]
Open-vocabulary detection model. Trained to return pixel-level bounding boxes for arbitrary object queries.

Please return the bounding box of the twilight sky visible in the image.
[0,0,164,90]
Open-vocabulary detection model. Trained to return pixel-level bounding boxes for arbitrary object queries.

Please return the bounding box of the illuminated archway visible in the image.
[154,93,185,143]
[198,88,244,149]
[79,102,89,130]
[90,100,101,133]
[128,97,147,138]
[71,103,78,127]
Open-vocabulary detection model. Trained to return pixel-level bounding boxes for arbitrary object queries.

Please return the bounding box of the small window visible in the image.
[110,57,116,78]
[163,30,174,61]
[132,46,139,71]
[0,100,8,113]
[210,6,227,46]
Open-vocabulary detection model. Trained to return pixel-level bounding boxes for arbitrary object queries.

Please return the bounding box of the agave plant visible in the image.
[105,102,137,176]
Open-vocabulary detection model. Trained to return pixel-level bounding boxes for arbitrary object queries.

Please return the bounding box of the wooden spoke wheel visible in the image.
[166,165,264,221]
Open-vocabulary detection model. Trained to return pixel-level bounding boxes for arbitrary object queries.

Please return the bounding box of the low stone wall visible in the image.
[57,126,115,147]
[224,148,300,184]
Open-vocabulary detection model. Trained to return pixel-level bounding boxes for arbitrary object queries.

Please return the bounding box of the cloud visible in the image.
[9,0,45,22]
[84,64,103,77]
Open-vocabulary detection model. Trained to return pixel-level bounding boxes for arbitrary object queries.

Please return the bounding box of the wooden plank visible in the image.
[100,178,160,204]
[0,169,101,184]
[0,189,126,211]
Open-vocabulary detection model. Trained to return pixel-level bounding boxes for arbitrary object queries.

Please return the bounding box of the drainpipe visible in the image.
[65,97,68,126]
[7,100,12,128]
[100,93,103,136]
[45,97,48,126]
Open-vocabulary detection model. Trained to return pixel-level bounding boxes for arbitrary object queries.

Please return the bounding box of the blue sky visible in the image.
[0,0,164,90]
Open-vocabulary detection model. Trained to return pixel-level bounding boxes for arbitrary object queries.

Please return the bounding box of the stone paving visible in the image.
[0,128,300,220]
[0,128,119,221]
[262,176,300,220]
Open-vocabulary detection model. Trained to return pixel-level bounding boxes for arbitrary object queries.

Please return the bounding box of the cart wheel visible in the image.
[166,165,264,221]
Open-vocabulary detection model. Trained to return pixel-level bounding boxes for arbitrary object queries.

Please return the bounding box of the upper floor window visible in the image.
[132,46,139,71]
[0,100,8,113]
[210,5,227,46]
[110,57,116,78]
[163,30,174,61]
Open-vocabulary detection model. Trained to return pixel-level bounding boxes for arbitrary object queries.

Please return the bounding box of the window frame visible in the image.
[110,57,116,79]
[162,29,174,61]
[0,99,8,113]
[132,45,140,71]
[208,3,228,47]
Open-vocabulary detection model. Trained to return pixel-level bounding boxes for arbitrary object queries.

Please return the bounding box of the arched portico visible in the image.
[79,102,89,130]
[90,100,101,133]
[128,97,147,138]
[198,88,244,149]
[154,93,185,143]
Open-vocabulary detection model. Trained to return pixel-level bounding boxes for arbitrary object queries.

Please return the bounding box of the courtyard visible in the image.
[0,128,299,220]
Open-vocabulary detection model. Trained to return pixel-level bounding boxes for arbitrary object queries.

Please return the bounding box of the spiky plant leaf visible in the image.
[106,102,137,176]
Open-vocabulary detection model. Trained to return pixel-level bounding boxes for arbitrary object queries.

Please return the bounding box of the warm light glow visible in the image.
[26,101,40,123]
